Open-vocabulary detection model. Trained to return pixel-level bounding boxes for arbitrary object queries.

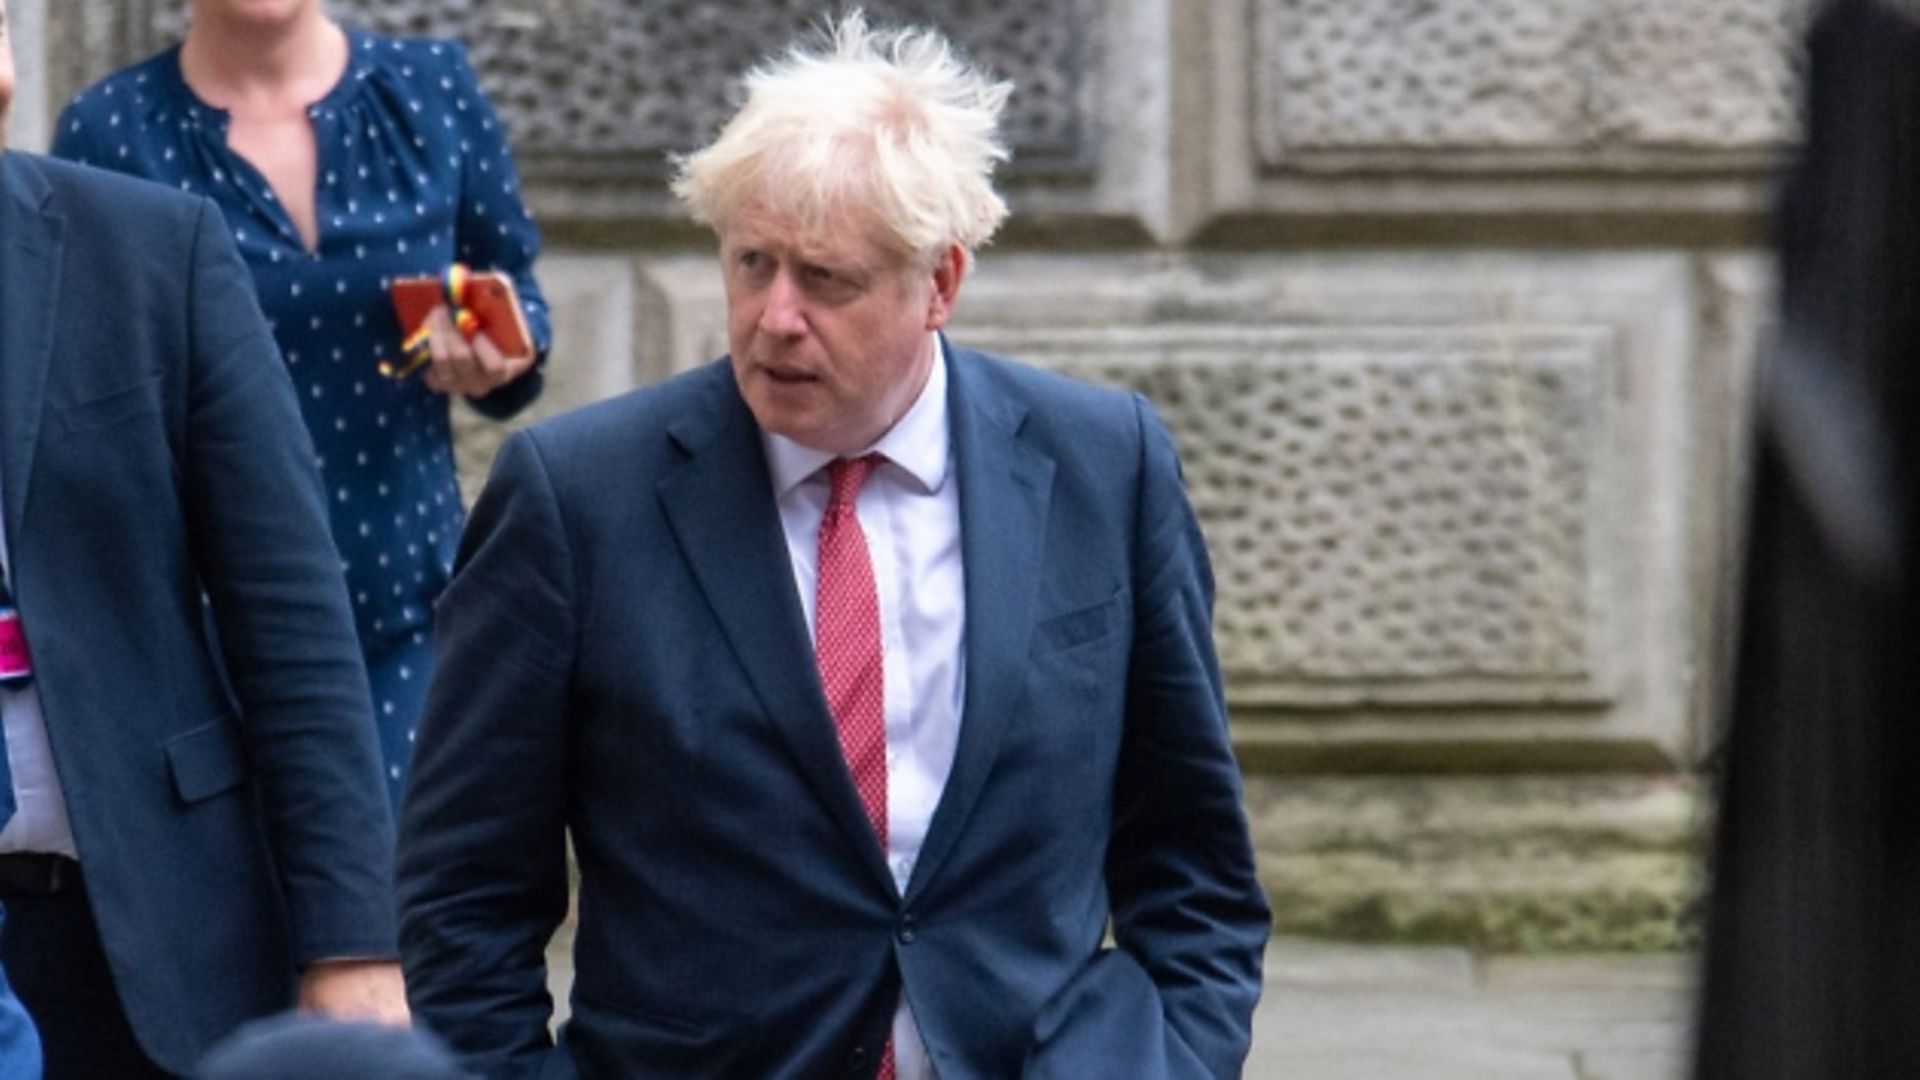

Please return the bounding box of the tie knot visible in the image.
[826,454,882,514]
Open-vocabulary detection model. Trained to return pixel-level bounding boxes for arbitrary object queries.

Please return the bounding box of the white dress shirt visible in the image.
[763,337,965,1080]
[0,482,80,858]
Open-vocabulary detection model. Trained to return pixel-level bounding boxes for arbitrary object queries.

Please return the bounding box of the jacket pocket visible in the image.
[1032,589,1128,656]
[163,715,250,804]
[571,990,709,1040]
[56,376,162,434]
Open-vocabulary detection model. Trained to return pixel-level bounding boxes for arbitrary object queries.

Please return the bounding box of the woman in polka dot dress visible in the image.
[53,0,552,809]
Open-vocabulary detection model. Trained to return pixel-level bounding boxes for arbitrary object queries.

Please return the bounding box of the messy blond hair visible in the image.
[671,11,1012,268]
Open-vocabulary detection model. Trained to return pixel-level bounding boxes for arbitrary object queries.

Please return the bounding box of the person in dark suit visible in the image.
[196,1013,467,1080]
[0,2,406,1075]
[397,13,1270,1079]
[1695,1,1920,1076]
[0,21,41,1080]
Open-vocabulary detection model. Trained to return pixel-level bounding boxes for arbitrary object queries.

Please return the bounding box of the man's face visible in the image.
[0,0,14,149]
[721,205,962,454]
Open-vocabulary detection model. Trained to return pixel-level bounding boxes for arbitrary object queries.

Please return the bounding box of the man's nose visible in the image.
[758,270,808,337]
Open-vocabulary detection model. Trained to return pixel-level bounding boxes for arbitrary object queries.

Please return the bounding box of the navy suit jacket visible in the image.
[398,347,1270,1078]
[0,152,397,1072]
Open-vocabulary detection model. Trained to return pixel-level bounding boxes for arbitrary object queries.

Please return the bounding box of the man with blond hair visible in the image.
[397,14,1270,1078]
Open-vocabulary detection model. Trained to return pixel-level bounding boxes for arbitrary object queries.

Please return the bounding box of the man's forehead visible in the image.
[725,206,902,264]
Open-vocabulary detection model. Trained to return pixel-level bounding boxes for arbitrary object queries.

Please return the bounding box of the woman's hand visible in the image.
[417,303,536,398]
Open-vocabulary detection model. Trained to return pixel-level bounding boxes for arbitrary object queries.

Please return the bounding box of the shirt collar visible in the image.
[764,336,952,499]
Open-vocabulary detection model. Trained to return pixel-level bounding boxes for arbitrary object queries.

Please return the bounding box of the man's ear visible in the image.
[924,243,967,332]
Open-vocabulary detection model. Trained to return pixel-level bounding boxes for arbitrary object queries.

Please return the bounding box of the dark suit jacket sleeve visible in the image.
[1105,394,1270,1077]
[179,199,399,961]
[397,431,575,1077]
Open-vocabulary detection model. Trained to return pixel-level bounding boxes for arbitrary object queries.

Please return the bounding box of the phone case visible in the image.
[389,270,534,361]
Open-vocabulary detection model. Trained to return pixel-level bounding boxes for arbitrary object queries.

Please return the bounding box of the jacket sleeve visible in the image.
[180,198,398,962]
[397,431,575,1078]
[1103,393,1271,1078]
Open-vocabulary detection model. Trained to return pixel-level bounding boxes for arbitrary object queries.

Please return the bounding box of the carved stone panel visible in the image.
[1254,0,1803,172]
[979,326,1616,707]
[1194,0,1807,237]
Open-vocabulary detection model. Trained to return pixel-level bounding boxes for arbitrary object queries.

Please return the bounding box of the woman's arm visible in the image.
[445,43,551,420]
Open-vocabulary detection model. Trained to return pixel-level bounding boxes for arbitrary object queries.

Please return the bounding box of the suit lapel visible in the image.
[907,347,1054,903]
[0,155,63,556]
[656,369,897,895]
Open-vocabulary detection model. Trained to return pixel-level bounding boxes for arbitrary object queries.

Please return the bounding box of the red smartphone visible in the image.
[389,269,533,361]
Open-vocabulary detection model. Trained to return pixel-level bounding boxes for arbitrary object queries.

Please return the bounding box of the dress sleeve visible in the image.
[443,43,552,420]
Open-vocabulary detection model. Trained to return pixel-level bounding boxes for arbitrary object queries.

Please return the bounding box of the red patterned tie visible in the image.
[814,454,894,1080]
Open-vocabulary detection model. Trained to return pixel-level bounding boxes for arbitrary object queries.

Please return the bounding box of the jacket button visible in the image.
[847,1046,868,1075]
[897,912,917,944]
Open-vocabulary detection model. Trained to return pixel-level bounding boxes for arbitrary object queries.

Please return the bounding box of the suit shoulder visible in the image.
[951,345,1147,452]
[27,153,206,235]
[517,360,733,464]
[957,346,1137,417]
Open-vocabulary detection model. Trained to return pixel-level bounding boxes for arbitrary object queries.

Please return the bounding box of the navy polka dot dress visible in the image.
[53,31,553,807]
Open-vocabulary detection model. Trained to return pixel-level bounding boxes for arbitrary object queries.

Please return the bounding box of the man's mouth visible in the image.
[761,364,819,385]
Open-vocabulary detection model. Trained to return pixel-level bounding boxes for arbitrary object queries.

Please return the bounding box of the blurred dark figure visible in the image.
[1696,0,1920,1076]
[197,1014,467,1080]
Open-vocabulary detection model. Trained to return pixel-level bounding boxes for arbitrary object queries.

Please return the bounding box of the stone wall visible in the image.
[26,0,1804,950]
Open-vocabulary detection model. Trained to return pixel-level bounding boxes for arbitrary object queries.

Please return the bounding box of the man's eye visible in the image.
[803,266,862,301]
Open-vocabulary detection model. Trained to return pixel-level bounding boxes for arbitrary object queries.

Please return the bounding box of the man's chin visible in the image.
[744,397,824,448]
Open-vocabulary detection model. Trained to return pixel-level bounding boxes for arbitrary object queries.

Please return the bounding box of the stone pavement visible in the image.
[545,930,1695,1078]
[1247,942,1695,1079]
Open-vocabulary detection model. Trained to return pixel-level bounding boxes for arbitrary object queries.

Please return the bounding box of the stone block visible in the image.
[1033,324,1617,706]
[1253,0,1800,164]
[1247,775,1705,951]
[631,254,730,380]
[1194,0,1808,238]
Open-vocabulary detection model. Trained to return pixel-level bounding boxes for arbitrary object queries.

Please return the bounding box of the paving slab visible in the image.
[1248,943,1696,1079]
